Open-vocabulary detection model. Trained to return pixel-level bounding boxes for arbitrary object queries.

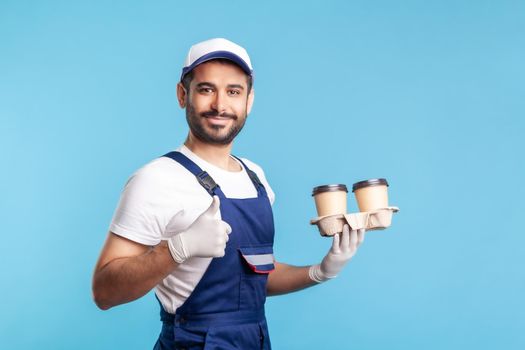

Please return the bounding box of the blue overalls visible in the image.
[154,151,275,350]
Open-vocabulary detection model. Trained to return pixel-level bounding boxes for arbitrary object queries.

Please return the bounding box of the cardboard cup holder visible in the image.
[310,206,399,237]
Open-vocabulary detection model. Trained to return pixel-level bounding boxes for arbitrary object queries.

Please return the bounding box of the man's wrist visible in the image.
[167,234,188,263]
[308,264,336,283]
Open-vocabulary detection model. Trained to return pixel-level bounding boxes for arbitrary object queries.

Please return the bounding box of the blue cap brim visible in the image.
[180,50,253,81]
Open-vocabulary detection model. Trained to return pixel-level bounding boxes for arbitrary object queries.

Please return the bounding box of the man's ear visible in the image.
[247,88,255,114]
[176,83,187,108]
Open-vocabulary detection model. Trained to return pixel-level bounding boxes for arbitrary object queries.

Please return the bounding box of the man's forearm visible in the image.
[92,242,177,310]
[266,262,318,296]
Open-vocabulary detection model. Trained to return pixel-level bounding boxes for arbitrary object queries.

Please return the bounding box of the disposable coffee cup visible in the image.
[352,178,389,212]
[312,184,348,217]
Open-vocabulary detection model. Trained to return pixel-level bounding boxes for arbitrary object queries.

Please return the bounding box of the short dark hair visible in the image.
[181,58,253,93]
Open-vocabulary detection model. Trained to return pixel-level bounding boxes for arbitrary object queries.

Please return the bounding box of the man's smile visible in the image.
[201,111,238,120]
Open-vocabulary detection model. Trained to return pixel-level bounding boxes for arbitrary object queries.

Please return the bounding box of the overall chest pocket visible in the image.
[238,245,275,310]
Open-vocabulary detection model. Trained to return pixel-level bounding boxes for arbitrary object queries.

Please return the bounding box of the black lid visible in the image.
[352,178,389,192]
[312,184,348,196]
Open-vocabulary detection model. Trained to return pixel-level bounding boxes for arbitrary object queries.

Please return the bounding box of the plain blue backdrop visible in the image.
[1,1,524,349]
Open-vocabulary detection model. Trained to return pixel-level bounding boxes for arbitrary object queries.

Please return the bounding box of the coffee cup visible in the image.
[352,178,389,212]
[312,184,348,217]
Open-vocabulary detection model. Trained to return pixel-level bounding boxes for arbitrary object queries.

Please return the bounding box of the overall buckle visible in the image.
[247,169,263,187]
[196,171,219,195]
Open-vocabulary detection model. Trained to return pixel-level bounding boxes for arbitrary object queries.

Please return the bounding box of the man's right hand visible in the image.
[167,196,232,263]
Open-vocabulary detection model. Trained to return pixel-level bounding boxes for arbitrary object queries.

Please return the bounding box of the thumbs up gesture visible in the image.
[168,196,232,263]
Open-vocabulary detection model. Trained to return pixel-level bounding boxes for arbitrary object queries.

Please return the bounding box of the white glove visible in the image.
[168,196,232,263]
[309,224,366,283]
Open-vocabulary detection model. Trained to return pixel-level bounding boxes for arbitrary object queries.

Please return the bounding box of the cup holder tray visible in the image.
[310,206,399,237]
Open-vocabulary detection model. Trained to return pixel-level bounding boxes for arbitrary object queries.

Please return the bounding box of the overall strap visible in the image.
[162,151,220,197]
[231,155,268,197]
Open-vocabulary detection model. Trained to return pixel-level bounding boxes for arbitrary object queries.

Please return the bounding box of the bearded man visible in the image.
[92,38,365,349]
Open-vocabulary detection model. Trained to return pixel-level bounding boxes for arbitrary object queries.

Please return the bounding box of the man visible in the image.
[92,38,366,349]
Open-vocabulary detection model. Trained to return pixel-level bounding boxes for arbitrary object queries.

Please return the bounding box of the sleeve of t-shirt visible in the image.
[241,158,276,205]
[109,162,184,246]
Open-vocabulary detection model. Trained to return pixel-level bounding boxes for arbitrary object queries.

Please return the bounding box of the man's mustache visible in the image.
[200,110,238,120]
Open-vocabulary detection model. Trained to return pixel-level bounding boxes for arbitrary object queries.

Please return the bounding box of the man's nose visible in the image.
[210,91,227,114]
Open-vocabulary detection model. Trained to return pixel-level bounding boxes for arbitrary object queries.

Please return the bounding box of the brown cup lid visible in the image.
[312,184,348,196]
[352,178,389,192]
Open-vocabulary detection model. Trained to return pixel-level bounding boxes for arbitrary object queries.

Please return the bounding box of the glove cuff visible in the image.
[308,264,336,283]
[167,233,188,264]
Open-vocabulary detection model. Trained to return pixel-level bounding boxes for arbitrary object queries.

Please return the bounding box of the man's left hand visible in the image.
[309,224,366,283]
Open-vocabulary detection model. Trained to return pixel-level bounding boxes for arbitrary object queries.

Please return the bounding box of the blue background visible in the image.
[1,1,524,349]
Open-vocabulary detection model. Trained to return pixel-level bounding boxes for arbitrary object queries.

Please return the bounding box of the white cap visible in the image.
[181,38,253,81]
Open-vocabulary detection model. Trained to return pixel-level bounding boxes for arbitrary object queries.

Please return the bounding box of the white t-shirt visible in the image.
[109,145,275,314]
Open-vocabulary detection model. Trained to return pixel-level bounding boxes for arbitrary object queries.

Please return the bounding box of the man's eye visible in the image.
[199,88,214,93]
[228,90,241,96]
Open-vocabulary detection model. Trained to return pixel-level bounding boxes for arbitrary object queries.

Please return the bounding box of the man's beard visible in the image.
[185,103,247,145]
